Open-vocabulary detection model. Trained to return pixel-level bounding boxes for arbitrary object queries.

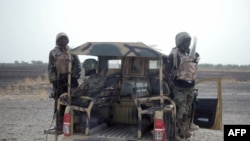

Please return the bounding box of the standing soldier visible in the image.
[165,32,200,141]
[48,32,81,133]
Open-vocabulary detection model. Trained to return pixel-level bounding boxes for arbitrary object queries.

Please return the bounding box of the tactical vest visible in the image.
[52,47,70,76]
[172,48,198,81]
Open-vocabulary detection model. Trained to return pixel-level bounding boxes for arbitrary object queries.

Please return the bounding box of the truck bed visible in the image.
[62,124,153,141]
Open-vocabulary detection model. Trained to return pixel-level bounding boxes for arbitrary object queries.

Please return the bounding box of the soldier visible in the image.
[48,32,81,133]
[71,58,105,106]
[71,59,105,132]
[165,32,200,140]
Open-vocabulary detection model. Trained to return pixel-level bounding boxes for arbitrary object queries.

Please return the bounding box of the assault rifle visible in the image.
[189,36,197,58]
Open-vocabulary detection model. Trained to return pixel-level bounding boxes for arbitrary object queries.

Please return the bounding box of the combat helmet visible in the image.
[83,59,98,71]
[56,32,69,46]
[83,58,99,76]
[175,32,191,48]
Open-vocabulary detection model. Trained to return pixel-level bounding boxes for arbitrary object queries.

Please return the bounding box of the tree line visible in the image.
[0,61,249,70]
[198,63,250,70]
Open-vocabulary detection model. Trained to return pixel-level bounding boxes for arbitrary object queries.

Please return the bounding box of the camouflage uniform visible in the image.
[48,32,81,132]
[71,73,105,107]
[71,59,104,131]
[71,59,104,107]
[165,32,199,139]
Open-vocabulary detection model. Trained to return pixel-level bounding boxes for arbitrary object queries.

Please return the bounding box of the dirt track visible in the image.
[0,66,250,141]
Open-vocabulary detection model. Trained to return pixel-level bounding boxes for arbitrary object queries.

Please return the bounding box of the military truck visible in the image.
[44,42,222,141]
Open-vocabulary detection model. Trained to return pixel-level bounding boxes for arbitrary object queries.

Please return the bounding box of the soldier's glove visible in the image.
[193,53,200,63]
[195,52,199,57]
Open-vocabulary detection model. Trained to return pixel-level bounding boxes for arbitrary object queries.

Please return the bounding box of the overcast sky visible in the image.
[0,0,249,65]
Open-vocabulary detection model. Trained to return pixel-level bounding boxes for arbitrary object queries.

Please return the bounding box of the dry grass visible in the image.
[0,76,50,99]
[39,89,47,101]
[221,78,237,83]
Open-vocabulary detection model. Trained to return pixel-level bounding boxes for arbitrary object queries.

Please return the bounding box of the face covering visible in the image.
[179,38,191,53]
[57,39,68,47]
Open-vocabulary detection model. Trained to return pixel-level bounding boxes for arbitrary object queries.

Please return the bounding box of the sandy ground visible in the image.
[0,81,250,141]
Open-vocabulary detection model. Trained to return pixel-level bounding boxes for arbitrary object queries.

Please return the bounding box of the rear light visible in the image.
[154,119,165,128]
[63,113,71,136]
[154,119,166,141]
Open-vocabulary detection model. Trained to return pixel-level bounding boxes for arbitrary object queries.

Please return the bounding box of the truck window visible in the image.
[149,60,159,69]
[108,59,121,69]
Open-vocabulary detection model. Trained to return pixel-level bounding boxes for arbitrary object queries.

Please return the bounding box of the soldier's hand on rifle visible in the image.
[193,52,200,63]
[195,52,199,58]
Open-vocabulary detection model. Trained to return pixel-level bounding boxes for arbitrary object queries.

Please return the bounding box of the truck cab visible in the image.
[45,42,222,141]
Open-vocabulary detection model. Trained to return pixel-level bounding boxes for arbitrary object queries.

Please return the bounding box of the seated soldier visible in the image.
[71,58,105,106]
[71,58,105,132]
